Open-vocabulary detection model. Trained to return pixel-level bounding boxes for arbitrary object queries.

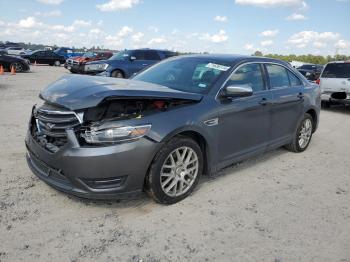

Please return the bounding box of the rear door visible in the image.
[265,63,304,147]
[320,63,350,94]
[128,50,161,75]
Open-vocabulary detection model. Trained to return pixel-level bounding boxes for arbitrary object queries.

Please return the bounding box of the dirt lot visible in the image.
[0,66,349,262]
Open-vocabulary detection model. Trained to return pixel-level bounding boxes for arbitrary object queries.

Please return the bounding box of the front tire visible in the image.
[285,113,313,153]
[10,62,23,72]
[111,69,124,78]
[146,137,203,204]
[54,60,61,67]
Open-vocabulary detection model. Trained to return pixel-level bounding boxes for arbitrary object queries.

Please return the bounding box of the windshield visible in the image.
[322,63,350,78]
[83,52,96,58]
[109,51,130,60]
[132,57,231,94]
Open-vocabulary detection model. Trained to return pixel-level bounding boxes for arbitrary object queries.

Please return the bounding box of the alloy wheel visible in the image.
[160,146,199,197]
[298,118,312,149]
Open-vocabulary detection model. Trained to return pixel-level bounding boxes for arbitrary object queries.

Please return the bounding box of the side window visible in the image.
[35,51,45,57]
[288,71,302,86]
[132,51,146,60]
[144,51,161,61]
[266,64,290,89]
[225,63,265,92]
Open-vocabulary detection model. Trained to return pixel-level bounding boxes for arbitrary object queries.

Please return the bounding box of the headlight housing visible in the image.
[84,63,109,72]
[82,125,151,144]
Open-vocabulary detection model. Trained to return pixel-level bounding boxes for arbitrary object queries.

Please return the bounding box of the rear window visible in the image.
[322,63,350,78]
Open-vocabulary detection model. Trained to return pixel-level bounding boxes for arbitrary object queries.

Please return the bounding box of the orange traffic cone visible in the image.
[0,65,4,75]
[10,66,16,75]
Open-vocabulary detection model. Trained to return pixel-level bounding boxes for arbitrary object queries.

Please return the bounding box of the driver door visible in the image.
[218,63,272,164]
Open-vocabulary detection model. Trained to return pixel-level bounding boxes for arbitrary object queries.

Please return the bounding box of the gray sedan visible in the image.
[25,55,321,204]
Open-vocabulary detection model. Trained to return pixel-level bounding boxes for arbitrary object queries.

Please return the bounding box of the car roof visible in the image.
[170,54,291,66]
[326,60,350,64]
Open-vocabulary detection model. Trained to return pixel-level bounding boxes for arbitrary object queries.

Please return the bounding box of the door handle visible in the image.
[297,93,304,99]
[259,98,271,106]
[142,64,148,66]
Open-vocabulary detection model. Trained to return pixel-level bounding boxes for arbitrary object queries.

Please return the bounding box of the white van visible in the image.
[319,61,350,107]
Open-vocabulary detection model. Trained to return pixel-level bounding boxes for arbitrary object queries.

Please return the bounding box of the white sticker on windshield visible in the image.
[205,63,230,71]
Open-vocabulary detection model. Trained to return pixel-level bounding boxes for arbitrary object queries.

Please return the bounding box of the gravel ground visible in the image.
[0,66,349,262]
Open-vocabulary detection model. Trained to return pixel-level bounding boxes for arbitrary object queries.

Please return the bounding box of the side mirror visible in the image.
[130,56,136,61]
[222,85,253,98]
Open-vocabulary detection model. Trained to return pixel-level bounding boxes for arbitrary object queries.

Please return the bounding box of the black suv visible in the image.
[83,49,177,78]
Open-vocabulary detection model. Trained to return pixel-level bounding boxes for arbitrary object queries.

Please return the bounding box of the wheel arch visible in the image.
[158,127,212,177]
[305,108,318,132]
[111,68,126,78]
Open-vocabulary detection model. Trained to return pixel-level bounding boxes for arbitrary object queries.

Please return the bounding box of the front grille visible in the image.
[32,103,82,152]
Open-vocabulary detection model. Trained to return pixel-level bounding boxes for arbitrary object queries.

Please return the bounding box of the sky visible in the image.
[0,0,349,55]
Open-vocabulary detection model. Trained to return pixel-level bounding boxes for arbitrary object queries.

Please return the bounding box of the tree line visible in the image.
[253,51,350,65]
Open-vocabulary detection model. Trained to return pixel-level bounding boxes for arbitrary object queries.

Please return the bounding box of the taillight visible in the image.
[316,79,320,85]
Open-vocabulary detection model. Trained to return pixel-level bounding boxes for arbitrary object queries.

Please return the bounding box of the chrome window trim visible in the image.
[215,61,303,100]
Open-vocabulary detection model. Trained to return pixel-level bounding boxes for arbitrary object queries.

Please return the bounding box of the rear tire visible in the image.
[285,113,313,153]
[10,62,23,72]
[111,69,124,78]
[146,137,203,204]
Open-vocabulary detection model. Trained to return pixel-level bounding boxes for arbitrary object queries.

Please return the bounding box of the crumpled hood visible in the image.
[40,75,203,111]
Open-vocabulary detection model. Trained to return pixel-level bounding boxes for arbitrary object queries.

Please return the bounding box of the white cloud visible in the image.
[214,15,228,22]
[148,37,167,45]
[132,32,144,42]
[97,0,140,12]
[90,28,102,34]
[286,13,307,20]
[244,43,255,51]
[288,31,340,48]
[313,41,326,48]
[260,29,279,37]
[335,39,350,49]
[261,40,274,46]
[37,0,63,5]
[235,0,305,8]
[148,26,159,33]
[118,26,133,37]
[35,10,62,17]
[72,20,91,27]
[200,30,228,43]
[18,17,38,28]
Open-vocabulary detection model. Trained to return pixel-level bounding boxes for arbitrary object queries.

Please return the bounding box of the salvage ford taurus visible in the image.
[25,55,320,204]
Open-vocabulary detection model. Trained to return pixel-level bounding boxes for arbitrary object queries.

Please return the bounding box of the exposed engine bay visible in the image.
[83,98,196,124]
[30,98,197,152]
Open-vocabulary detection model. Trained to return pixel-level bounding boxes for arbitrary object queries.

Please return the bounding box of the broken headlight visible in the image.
[82,125,151,144]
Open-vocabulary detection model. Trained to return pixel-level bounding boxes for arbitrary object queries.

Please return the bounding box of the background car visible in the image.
[319,61,350,107]
[297,64,324,82]
[64,51,113,73]
[54,47,84,59]
[0,51,30,72]
[21,50,66,66]
[83,49,177,78]
[6,47,27,56]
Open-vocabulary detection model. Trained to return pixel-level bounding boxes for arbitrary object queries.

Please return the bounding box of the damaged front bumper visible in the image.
[25,127,160,200]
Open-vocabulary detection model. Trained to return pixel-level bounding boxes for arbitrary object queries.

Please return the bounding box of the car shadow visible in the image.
[322,105,350,115]
[65,147,290,210]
